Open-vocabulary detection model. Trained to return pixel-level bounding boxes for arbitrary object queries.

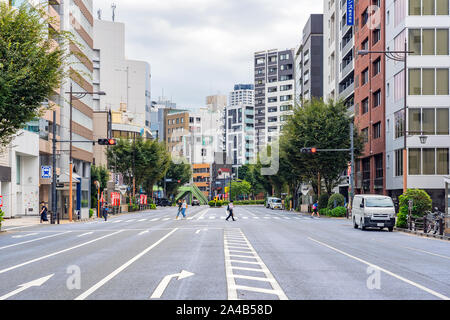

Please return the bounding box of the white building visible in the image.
[229,84,255,107]
[93,19,151,128]
[385,0,450,209]
[0,130,39,218]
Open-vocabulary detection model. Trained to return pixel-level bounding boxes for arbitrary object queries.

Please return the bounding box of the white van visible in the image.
[352,195,396,231]
[266,197,282,210]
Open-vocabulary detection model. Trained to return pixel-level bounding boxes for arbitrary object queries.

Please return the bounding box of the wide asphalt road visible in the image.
[0,205,449,300]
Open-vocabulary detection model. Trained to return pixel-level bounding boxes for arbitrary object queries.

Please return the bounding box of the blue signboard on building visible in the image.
[41,166,52,179]
[347,0,354,26]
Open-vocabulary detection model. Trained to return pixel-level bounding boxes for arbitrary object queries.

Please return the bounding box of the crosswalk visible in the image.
[86,215,315,224]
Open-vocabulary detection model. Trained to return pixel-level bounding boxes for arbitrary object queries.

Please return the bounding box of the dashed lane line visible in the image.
[0,232,71,251]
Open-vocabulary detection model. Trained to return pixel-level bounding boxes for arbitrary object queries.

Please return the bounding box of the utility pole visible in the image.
[51,110,58,224]
[350,122,355,213]
[69,83,73,222]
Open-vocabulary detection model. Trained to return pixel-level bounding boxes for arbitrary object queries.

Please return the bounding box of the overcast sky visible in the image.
[93,0,322,109]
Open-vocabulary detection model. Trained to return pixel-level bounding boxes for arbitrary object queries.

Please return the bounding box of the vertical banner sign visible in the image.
[0,196,3,207]
[140,194,147,205]
[347,0,354,26]
[111,192,120,206]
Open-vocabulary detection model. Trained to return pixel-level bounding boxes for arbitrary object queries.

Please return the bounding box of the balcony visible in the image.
[245,109,254,116]
[245,118,254,124]
[341,38,353,57]
[339,82,354,100]
[341,59,354,78]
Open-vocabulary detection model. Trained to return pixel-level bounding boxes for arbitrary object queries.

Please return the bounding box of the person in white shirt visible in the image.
[225,201,235,221]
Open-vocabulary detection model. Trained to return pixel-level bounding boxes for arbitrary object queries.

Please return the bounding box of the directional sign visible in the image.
[0,274,54,300]
[41,166,52,179]
[150,270,194,299]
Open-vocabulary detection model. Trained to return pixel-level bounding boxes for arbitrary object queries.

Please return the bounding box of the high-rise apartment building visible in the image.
[385,0,450,208]
[323,1,355,111]
[354,0,386,195]
[254,49,295,151]
[229,84,255,106]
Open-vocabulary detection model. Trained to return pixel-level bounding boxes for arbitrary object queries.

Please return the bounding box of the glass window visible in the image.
[423,149,436,174]
[395,110,405,138]
[422,29,435,55]
[436,69,449,95]
[436,108,449,135]
[365,197,394,207]
[437,148,449,174]
[16,155,21,185]
[409,29,421,55]
[409,148,422,175]
[409,0,421,14]
[422,0,435,14]
[423,109,435,135]
[436,0,449,14]
[395,149,403,176]
[409,69,421,95]
[422,69,435,95]
[436,29,449,55]
[409,108,421,135]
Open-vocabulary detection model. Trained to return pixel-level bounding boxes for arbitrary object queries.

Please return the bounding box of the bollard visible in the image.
[439,218,444,236]
[424,216,427,233]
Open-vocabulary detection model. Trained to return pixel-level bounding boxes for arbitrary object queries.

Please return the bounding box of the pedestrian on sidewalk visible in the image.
[311,200,320,218]
[102,202,109,221]
[226,201,235,221]
[40,202,48,223]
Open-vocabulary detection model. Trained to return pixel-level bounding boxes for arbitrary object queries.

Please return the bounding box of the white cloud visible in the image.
[93,0,323,107]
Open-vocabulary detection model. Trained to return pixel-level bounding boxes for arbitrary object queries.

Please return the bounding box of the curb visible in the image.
[394,227,450,241]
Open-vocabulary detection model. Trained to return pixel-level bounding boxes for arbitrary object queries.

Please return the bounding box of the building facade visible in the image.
[254,49,295,152]
[385,0,450,208]
[354,0,387,195]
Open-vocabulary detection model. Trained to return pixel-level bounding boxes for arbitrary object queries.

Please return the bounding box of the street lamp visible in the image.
[65,83,105,222]
[357,40,413,194]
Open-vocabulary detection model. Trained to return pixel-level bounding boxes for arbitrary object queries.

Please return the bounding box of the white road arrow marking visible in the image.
[0,274,54,300]
[12,233,38,239]
[150,270,194,299]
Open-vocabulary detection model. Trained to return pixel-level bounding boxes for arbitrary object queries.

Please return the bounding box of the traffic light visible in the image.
[98,139,117,146]
[301,147,317,154]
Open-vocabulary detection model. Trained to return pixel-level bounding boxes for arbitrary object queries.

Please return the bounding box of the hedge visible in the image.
[328,193,345,209]
[330,206,347,217]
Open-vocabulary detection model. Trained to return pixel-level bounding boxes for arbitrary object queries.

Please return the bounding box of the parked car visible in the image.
[192,199,200,206]
[352,195,396,232]
[156,198,172,207]
[268,197,282,210]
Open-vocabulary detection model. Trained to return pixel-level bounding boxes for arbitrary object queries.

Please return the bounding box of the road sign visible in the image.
[41,166,52,179]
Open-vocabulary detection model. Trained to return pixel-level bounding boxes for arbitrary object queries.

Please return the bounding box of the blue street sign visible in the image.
[41,166,52,179]
[347,0,354,26]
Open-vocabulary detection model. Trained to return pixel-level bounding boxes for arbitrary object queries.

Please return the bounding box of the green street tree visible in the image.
[90,165,109,208]
[106,137,170,198]
[230,180,252,201]
[239,163,271,199]
[159,159,192,199]
[281,98,362,195]
[0,3,71,146]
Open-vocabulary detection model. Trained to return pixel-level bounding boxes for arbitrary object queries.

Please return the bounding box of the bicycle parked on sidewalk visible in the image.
[424,208,445,235]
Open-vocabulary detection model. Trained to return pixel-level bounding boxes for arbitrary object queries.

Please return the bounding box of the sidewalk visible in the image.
[1,215,97,229]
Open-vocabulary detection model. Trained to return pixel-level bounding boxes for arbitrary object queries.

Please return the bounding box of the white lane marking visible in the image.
[224,229,288,300]
[2,225,35,231]
[191,208,209,220]
[0,274,54,300]
[150,218,159,222]
[264,217,271,219]
[231,266,265,272]
[75,228,178,300]
[229,254,257,259]
[234,285,285,296]
[77,232,94,238]
[273,217,281,220]
[308,237,450,300]
[11,233,38,239]
[138,219,147,222]
[284,217,291,220]
[228,249,254,254]
[209,216,216,219]
[372,239,450,261]
[150,270,194,299]
[0,231,123,275]
[112,220,122,224]
[243,217,249,219]
[162,218,170,221]
[125,219,135,223]
[198,217,205,220]
[0,232,71,251]
[138,230,149,236]
[187,217,194,220]
[253,217,260,219]
[233,274,275,283]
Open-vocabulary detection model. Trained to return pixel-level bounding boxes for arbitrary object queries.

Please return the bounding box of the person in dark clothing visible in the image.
[225,201,235,221]
[40,202,48,223]
[102,202,109,221]
[175,199,183,220]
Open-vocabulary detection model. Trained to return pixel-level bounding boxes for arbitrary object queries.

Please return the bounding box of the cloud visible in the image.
[93,0,322,108]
